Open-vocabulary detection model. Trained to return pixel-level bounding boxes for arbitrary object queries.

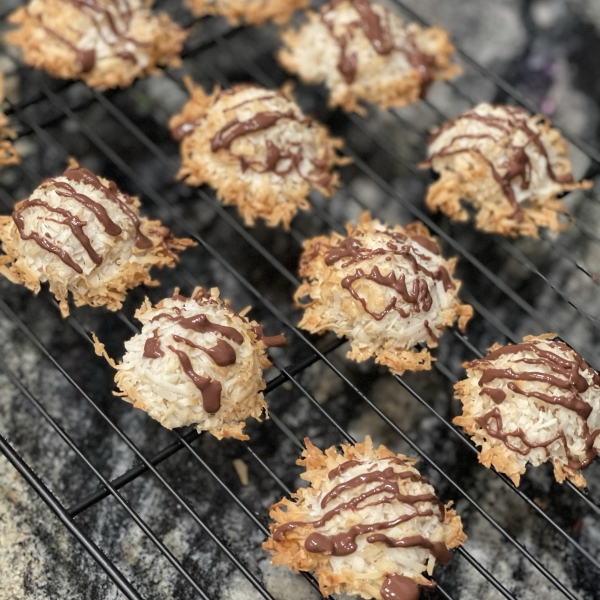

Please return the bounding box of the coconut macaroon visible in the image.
[295,212,472,375]
[185,0,311,25]
[264,436,466,600]
[0,163,193,316]
[6,0,188,90]
[0,73,19,168]
[422,104,592,238]
[278,0,460,114]
[94,287,286,440]
[454,334,600,488]
[170,81,348,229]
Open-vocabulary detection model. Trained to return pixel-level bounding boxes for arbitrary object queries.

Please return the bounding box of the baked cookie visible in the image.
[422,103,592,237]
[278,0,460,113]
[454,334,600,487]
[295,212,472,375]
[170,81,348,229]
[264,436,466,600]
[170,79,349,229]
[0,73,19,168]
[93,287,286,440]
[6,0,188,89]
[186,0,311,25]
[0,162,193,316]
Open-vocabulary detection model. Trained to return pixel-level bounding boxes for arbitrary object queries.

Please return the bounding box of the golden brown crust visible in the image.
[453,334,599,487]
[0,163,194,316]
[263,437,466,599]
[423,107,593,238]
[170,80,349,229]
[278,2,461,114]
[93,287,271,440]
[6,0,188,90]
[295,211,473,375]
[186,0,311,25]
[0,73,19,168]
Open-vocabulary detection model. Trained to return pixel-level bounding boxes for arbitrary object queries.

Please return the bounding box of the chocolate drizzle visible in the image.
[51,181,122,236]
[143,329,164,359]
[13,198,101,270]
[63,167,152,249]
[253,325,287,348]
[40,25,96,72]
[468,339,600,470]
[171,120,200,142]
[13,199,84,274]
[12,166,155,274]
[367,534,450,564]
[143,308,249,413]
[152,312,244,344]
[172,334,236,367]
[342,267,432,319]
[36,0,151,74]
[273,458,448,570]
[380,574,437,600]
[322,0,436,91]
[207,103,328,183]
[317,231,453,321]
[380,574,420,600]
[211,112,296,152]
[66,0,147,47]
[427,107,575,219]
[351,0,393,54]
[167,345,222,413]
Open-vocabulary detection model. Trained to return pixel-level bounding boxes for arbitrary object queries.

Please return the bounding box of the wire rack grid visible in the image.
[0,1,599,599]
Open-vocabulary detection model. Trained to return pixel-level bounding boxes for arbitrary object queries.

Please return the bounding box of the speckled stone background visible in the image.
[0,0,599,599]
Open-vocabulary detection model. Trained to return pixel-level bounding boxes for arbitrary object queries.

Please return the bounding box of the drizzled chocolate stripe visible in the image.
[51,180,122,236]
[273,460,446,563]
[211,111,297,152]
[40,25,96,72]
[342,266,432,318]
[253,325,287,348]
[172,334,236,367]
[63,167,152,249]
[168,345,222,413]
[11,167,153,273]
[428,107,575,219]
[13,198,101,271]
[319,231,453,320]
[34,0,150,74]
[66,0,148,47]
[469,340,600,470]
[151,312,244,344]
[321,0,436,90]
[324,233,452,289]
[209,107,329,184]
[13,200,83,274]
[366,533,450,563]
[144,329,164,358]
[381,574,436,600]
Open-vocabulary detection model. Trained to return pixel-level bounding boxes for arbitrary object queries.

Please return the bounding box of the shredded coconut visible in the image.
[94,287,275,440]
[6,0,188,89]
[278,0,460,113]
[423,103,592,237]
[0,162,193,316]
[263,436,466,599]
[295,212,472,375]
[454,334,600,487]
[0,73,19,168]
[170,80,348,229]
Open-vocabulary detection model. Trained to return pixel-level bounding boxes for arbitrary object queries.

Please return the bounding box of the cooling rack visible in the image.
[0,1,599,599]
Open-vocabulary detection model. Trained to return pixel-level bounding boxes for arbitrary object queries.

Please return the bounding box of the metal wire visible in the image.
[0,3,599,600]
